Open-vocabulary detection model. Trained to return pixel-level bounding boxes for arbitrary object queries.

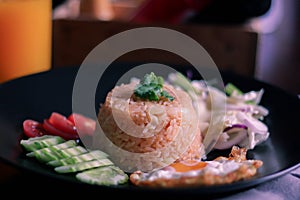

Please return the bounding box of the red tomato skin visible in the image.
[48,112,77,135]
[42,119,79,140]
[67,113,96,136]
[23,119,46,138]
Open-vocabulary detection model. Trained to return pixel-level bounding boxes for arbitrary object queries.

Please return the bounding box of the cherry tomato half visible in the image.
[43,119,79,140]
[48,112,77,135]
[68,113,96,136]
[23,119,47,138]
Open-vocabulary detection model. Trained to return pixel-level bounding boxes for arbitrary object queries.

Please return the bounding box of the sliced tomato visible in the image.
[68,113,96,136]
[48,112,77,135]
[43,119,79,140]
[23,119,47,138]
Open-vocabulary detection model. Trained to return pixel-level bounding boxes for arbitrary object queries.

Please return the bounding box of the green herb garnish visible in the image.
[134,72,174,101]
[224,82,243,96]
[225,82,255,104]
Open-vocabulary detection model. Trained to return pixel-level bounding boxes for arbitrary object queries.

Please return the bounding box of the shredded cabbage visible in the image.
[167,72,270,155]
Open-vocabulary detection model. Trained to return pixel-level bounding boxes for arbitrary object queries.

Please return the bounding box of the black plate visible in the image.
[0,66,299,198]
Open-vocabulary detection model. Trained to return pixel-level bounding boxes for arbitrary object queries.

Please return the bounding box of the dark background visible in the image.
[50,0,300,95]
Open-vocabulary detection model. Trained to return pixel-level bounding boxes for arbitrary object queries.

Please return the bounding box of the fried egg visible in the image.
[130,146,263,187]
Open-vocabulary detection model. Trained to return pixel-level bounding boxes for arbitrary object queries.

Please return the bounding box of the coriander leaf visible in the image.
[160,90,174,101]
[134,72,174,101]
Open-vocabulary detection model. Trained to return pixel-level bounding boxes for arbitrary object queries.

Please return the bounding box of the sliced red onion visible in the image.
[228,89,265,105]
[226,104,251,112]
[186,70,193,80]
[214,125,248,150]
[255,105,269,116]
[230,91,258,101]
[226,104,269,117]
[236,112,268,134]
[223,124,248,132]
[254,89,264,104]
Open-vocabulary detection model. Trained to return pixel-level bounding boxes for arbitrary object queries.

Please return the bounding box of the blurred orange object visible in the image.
[0,0,52,83]
[79,0,114,20]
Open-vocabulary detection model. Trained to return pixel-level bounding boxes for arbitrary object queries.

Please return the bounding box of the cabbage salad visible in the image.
[167,72,270,156]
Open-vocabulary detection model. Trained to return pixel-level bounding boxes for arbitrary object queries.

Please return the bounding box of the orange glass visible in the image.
[0,0,52,83]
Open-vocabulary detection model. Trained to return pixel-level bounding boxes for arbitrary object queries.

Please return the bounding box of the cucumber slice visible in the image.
[54,158,114,173]
[20,135,128,186]
[57,146,88,158]
[27,143,87,163]
[20,135,65,151]
[48,140,78,151]
[27,147,61,162]
[76,166,129,186]
[26,140,77,157]
[47,150,109,167]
